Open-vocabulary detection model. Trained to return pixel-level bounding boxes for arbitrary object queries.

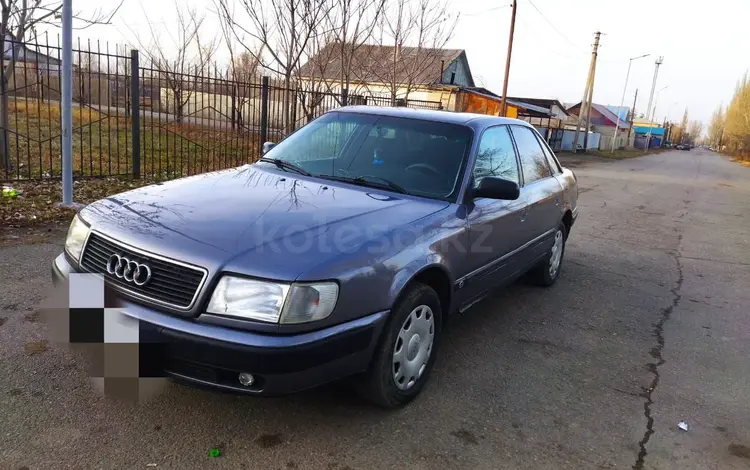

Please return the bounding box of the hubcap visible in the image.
[549,230,564,278]
[392,305,435,390]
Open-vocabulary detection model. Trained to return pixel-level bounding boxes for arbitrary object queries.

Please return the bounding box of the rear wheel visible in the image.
[529,222,567,287]
[359,283,442,408]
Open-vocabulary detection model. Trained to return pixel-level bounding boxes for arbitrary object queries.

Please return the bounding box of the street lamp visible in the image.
[646,85,668,149]
[611,53,650,152]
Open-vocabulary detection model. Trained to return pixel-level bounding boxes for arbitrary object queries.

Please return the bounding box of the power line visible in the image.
[513,7,584,62]
[463,4,512,17]
[526,0,590,54]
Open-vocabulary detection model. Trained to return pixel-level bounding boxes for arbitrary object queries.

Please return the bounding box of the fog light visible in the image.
[238,372,255,387]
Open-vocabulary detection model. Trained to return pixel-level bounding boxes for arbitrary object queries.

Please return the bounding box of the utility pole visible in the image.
[572,31,601,153]
[646,84,667,149]
[583,51,598,150]
[611,54,649,152]
[626,88,638,146]
[642,56,663,152]
[499,0,517,117]
[60,0,73,205]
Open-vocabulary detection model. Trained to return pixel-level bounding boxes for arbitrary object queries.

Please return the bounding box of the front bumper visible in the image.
[52,254,387,395]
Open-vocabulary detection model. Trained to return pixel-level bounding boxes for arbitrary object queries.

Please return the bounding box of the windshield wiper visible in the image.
[320,174,410,195]
[353,175,409,194]
[258,157,311,176]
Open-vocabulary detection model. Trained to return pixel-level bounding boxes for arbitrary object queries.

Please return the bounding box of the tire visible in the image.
[528,222,567,287]
[359,283,442,408]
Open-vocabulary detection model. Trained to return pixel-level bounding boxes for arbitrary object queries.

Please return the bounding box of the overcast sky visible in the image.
[60,0,750,125]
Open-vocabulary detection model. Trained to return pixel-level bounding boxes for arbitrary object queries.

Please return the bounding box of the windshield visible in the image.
[259,112,473,201]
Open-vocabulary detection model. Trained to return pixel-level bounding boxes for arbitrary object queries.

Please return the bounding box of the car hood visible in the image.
[81,165,449,281]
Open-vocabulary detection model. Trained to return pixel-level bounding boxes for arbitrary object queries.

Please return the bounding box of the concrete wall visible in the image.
[297,79,448,103]
[160,88,311,129]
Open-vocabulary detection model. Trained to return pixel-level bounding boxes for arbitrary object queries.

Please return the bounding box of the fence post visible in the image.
[341,87,348,106]
[130,49,140,179]
[259,76,269,155]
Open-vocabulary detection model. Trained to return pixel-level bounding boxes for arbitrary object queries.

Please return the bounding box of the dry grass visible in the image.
[3,99,260,181]
[10,100,104,125]
[2,177,156,229]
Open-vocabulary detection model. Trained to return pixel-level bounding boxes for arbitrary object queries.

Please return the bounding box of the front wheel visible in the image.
[359,283,442,408]
[529,223,567,287]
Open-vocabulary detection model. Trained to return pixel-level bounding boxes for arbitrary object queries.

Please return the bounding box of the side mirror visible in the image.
[472,177,520,201]
[262,141,276,155]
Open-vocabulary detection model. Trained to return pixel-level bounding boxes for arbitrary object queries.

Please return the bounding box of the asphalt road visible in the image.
[2,149,749,469]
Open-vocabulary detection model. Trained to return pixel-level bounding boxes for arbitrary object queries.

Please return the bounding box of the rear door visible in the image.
[535,129,578,214]
[509,125,563,267]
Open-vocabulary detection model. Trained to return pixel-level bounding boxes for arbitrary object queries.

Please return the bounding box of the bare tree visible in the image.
[232,51,260,82]
[217,0,328,132]
[133,1,217,122]
[294,30,337,124]
[219,16,262,130]
[228,50,261,129]
[292,0,385,124]
[686,120,703,145]
[0,0,121,170]
[324,0,384,102]
[672,108,689,145]
[73,45,95,105]
[362,0,457,105]
[707,105,725,150]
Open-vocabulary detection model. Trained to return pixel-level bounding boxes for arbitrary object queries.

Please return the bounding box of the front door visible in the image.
[509,125,563,266]
[460,125,528,307]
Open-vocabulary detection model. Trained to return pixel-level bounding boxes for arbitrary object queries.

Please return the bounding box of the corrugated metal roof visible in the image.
[509,97,570,116]
[567,101,631,129]
[590,103,630,128]
[606,105,630,121]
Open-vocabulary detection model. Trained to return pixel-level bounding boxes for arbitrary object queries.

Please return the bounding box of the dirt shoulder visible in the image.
[556,148,668,168]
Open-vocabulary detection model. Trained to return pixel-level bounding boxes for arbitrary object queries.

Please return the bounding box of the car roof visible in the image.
[332,106,527,128]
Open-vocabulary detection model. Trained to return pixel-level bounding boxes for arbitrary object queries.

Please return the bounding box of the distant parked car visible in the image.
[676,144,690,150]
[52,107,579,408]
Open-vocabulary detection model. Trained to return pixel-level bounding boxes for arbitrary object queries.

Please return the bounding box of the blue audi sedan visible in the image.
[53,106,578,407]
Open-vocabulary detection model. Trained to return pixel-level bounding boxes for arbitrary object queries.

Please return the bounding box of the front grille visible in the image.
[80,232,207,309]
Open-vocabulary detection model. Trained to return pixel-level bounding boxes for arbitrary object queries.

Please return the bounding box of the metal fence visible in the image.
[0,37,445,181]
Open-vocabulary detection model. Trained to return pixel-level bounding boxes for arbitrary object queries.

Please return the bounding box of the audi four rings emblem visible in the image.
[106,254,152,286]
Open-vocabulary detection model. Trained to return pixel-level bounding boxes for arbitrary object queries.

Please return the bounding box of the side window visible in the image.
[510,125,552,184]
[473,125,519,187]
[533,130,562,175]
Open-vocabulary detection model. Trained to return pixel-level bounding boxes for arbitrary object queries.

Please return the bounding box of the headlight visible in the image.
[206,276,290,323]
[206,276,338,324]
[64,215,90,261]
